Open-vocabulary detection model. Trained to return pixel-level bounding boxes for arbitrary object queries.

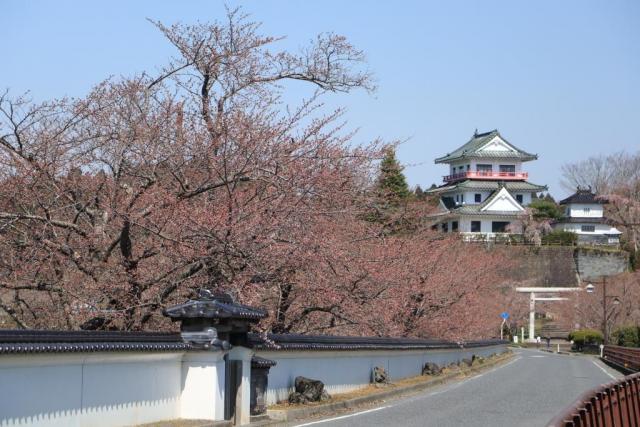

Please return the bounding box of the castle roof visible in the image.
[435,130,537,164]
[559,189,605,205]
[436,185,525,217]
[426,179,546,194]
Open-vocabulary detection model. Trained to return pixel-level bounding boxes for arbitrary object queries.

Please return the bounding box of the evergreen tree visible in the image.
[529,198,563,220]
[377,148,410,201]
[414,185,425,200]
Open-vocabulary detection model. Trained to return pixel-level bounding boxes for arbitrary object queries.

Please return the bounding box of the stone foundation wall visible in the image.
[574,247,629,280]
[502,246,579,286]
[492,245,629,286]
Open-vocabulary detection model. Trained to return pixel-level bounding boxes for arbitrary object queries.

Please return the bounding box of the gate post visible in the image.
[163,289,267,425]
[228,346,254,425]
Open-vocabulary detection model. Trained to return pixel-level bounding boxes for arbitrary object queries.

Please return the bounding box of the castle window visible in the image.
[471,221,481,232]
[477,164,492,172]
[581,225,595,232]
[452,221,458,231]
[492,221,509,233]
[499,165,516,173]
[516,194,523,203]
[475,193,481,203]
[583,207,591,214]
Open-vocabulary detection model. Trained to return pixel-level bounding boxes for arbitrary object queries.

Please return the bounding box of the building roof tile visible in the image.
[0,330,190,354]
[163,290,267,322]
[248,333,507,351]
[435,130,537,164]
[426,179,547,194]
[559,189,605,205]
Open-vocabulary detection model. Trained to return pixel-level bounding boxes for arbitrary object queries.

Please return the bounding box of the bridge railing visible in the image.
[547,372,640,427]
[604,345,640,373]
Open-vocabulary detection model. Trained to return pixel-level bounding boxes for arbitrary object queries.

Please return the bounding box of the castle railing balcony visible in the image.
[443,171,528,183]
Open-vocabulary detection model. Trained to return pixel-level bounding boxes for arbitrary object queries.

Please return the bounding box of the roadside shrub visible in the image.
[568,329,603,351]
[542,230,577,246]
[612,326,640,347]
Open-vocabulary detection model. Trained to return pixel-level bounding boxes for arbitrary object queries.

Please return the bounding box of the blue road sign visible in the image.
[500,312,510,320]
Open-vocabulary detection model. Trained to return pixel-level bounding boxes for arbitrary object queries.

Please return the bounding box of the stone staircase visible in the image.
[540,322,571,340]
[539,321,573,352]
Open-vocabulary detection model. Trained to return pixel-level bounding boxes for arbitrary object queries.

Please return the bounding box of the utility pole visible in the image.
[586,277,619,345]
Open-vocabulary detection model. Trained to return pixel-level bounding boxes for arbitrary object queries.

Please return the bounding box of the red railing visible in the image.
[443,171,528,182]
[547,372,640,427]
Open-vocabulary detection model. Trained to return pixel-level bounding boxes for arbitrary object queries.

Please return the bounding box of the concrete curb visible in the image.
[263,351,514,424]
[540,349,573,356]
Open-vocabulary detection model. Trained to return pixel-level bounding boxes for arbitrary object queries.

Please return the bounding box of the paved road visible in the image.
[291,349,622,427]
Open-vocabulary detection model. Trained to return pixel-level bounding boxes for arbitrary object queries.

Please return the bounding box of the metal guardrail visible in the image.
[547,372,640,426]
[604,346,640,373]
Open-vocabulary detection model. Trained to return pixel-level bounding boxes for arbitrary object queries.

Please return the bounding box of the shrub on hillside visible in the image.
[542,230,577,246]
[568,329,603,351]
[612,326,640,348]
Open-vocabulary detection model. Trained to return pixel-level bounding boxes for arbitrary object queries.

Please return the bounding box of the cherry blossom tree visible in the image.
[0,9,508,340]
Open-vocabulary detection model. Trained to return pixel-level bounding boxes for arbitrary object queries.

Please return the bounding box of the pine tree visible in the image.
[377,148,410,201]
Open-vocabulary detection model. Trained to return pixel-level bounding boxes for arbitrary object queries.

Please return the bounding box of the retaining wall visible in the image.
[573,248,629,280]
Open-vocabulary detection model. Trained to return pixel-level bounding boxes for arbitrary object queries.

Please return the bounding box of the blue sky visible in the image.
[3,1,639,197]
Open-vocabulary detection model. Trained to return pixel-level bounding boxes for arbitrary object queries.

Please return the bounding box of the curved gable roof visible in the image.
[435,130,537,164]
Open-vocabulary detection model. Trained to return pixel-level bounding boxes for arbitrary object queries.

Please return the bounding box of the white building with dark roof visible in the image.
[427,129,547,237]
[553,188,621,245]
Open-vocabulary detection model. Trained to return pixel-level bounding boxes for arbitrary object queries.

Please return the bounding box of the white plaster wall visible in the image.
[461,190,491,204]
[457,217,518,234]
[567,204,604,218]
[450,161,526,175]
[482,191,522,212]
[469,160,524,172]
[257,345,507,405]
[0,352,184,427]
[451,190,531,207]
[518,192,532,206]
[449,163,470,175]
[180,351,226,421]
[554,222,620,235]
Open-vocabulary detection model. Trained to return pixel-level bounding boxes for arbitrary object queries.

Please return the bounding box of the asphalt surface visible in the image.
[290,349,622,427]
